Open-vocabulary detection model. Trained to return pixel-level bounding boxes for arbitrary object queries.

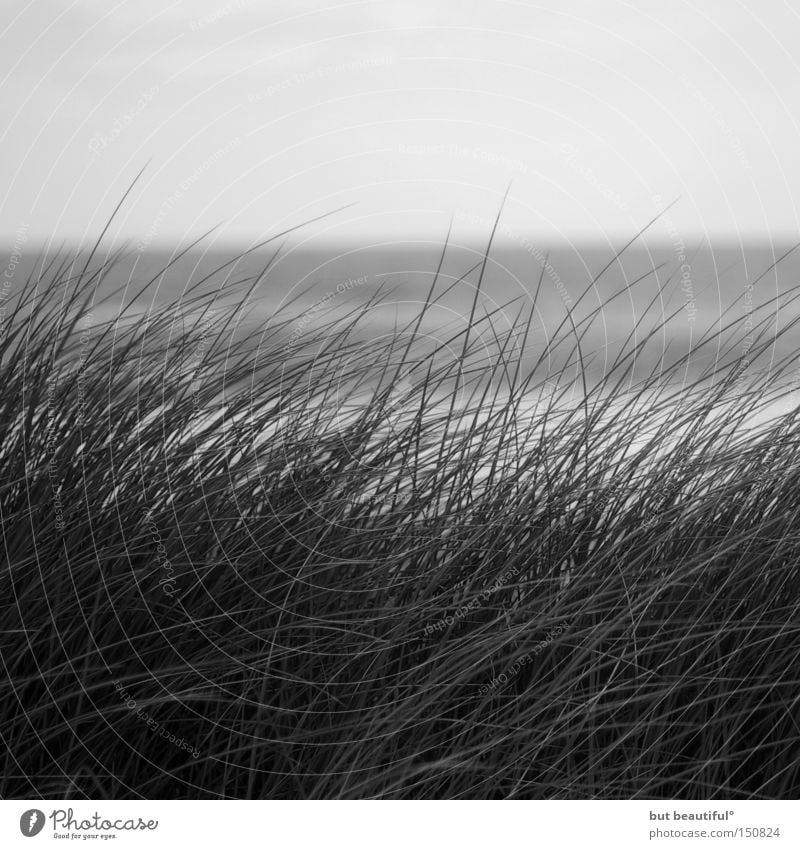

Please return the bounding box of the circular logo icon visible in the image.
[19,810,45,837]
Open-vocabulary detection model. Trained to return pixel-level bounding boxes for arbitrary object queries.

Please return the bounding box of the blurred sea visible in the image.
[11,238,800,386]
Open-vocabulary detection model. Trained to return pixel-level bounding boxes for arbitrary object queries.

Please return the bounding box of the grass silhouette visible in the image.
[2,203,800,799]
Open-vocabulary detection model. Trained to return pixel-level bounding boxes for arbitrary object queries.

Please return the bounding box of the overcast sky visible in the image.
[2,0,800,249]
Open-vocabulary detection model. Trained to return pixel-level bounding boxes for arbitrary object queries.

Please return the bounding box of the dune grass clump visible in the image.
[2,219,800,799]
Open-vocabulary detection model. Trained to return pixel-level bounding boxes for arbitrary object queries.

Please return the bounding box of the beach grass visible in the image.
[2,216,800,799]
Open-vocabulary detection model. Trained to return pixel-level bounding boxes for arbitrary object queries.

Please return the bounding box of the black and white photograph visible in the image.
[1,0,800,838]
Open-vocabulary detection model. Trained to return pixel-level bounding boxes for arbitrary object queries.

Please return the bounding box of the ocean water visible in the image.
[14,237,796,514]
[12,237,800,389]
